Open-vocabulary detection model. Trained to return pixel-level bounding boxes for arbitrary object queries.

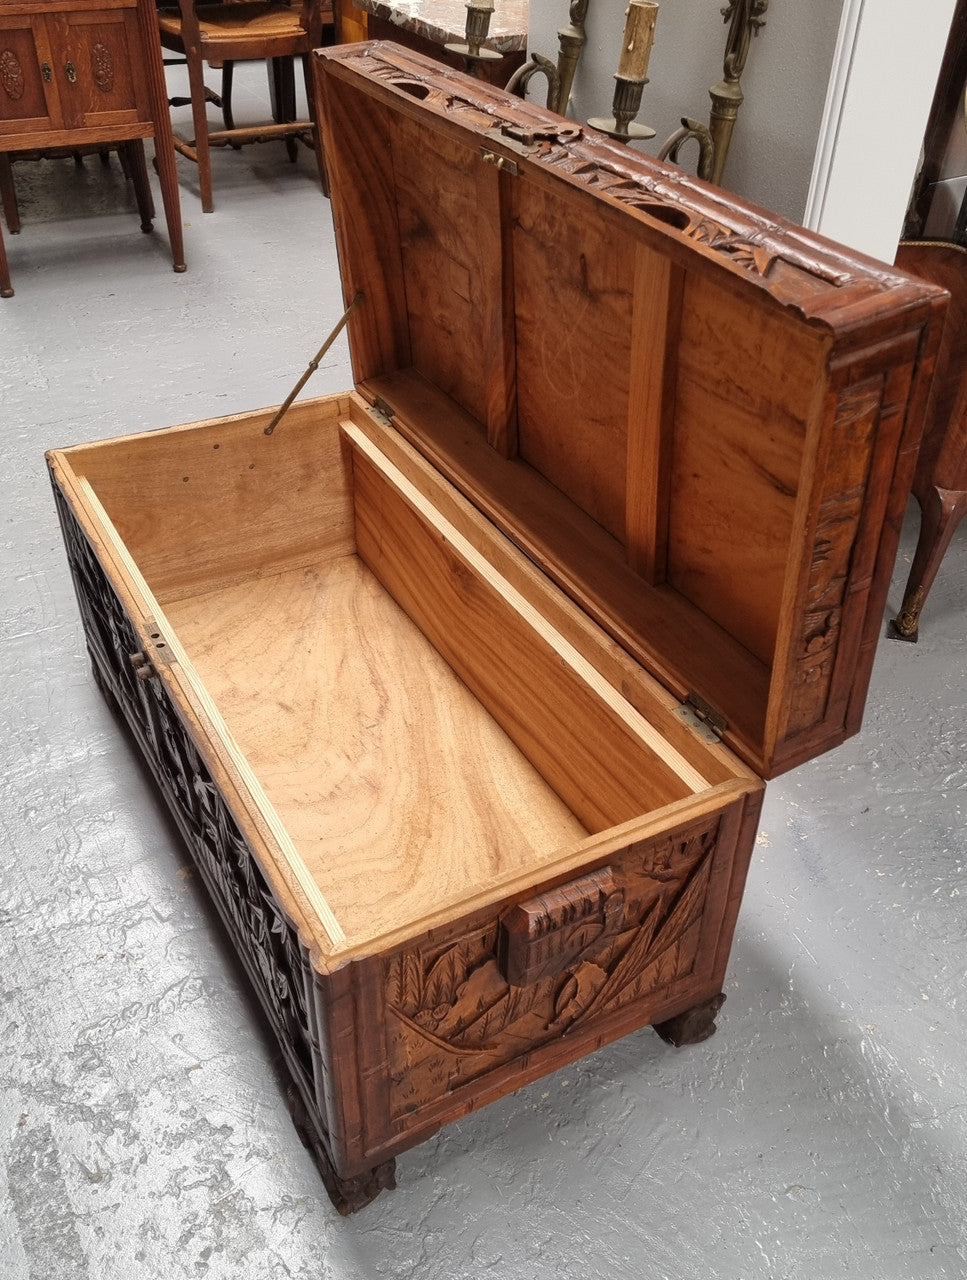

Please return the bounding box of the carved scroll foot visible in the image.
[285,1085,396,1214]
[653,992,726,1047]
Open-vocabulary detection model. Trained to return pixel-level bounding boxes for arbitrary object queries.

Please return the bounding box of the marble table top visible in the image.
[356,0,528,54]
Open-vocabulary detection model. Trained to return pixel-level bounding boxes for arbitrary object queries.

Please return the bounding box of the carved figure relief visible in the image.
[784,377,884,734]
[0,49,25,99]
[91,43,115,93]
[385,823,718,1118]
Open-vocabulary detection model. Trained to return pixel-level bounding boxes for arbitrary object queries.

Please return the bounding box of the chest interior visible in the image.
[53,391,753,957]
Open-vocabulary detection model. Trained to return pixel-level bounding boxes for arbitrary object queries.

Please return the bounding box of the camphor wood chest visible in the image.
[48,44,945,1213]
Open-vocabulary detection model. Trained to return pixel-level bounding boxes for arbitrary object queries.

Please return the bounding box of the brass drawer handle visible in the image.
[41,61,52,83]
[65,61,76,83]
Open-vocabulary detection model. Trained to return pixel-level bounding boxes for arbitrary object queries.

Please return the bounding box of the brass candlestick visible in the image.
[588,76,656,142]
[445,0,503,71]
[588,1,658,143]
[506,0,589,115]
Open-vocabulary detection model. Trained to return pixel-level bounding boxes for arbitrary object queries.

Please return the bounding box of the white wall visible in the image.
[527,0,845,223]
[803,0,959,262]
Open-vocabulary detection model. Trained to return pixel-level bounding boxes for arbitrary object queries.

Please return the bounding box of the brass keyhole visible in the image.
[65,60,76,83]
[41,61,52,82]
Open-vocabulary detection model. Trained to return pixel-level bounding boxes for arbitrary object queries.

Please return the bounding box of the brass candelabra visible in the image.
[506,0,769,186]
[445,0,503,72]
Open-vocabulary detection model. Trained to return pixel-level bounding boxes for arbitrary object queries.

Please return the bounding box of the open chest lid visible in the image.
[313,41,945,780]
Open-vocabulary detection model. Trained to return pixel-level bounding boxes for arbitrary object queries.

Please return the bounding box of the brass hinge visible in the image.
[676,690,727,743]
[369,395,396,427]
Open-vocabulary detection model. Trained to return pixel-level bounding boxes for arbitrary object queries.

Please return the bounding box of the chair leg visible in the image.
[120,140,156,232]
[221,61,236,132]
[184,41,215,212]
[892,484,967,640]
[267,56,300,160]
[301,54,329,198]
[268,56,297,123]
[0,153,19,235]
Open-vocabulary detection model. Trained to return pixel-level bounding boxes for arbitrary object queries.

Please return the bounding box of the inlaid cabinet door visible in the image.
[54,5,151,131]
[0,15,62,138]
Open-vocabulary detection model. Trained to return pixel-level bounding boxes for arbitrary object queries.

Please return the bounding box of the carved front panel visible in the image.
[385,819,720,1122]
[60,9,145,128]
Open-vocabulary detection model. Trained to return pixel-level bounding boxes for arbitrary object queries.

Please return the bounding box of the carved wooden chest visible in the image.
[47,44,945,1213]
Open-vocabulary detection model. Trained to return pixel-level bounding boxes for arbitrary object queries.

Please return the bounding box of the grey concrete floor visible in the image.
[2,64,967,1280]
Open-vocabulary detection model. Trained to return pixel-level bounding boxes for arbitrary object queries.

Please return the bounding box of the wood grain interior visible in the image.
[390,113,502,435]
[62,402,718,948]
[668,273,826,664]
[346,422,707,827]
[512,177,633,540]
[62,397,356,599]
[328,99,822,760]
[163,557,592,946]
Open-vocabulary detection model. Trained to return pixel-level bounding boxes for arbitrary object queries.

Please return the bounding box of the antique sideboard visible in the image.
[0,0,184,295]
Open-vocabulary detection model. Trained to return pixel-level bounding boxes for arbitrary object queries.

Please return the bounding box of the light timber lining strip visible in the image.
[343,422,711,795]
[77,477,347,950]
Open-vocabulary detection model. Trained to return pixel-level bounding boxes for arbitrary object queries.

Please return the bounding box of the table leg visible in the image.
[152,133,186,270]
[892,484,967,640]
[0,217,13,297]
[0,154,19,235]
[120,140,156,231]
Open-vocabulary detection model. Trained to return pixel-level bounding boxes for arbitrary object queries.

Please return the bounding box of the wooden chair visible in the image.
[891,240,967,640]
[157,0,332,212]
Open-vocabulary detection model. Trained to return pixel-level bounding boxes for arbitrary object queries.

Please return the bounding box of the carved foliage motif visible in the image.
[385,823,718,1117]
[345,50,850,290]
[541,155,788,282]
[1,49,25,100]
[91,43,114,93]
[52,487,318,1095]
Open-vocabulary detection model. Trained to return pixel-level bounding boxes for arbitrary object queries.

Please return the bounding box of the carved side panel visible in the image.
[51,484,320,1102]
[783,377,885,737]
[385,820,719,1121]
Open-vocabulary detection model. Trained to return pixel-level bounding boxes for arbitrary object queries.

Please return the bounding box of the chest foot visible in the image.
[653,992,726,1046]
